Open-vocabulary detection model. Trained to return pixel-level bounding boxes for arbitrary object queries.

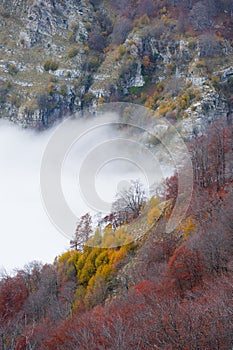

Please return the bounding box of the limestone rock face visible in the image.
[25,0,89,47]
[0,0,232,133]
[0,0,94,127]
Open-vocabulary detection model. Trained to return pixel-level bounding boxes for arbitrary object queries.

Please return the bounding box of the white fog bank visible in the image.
[0,115,169,274]
[0,121,69,273]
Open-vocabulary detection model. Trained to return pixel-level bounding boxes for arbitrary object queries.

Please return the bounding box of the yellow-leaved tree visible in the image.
[182,217,196,240]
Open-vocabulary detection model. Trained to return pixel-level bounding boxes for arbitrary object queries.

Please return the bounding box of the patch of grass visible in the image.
[67,46,79,58]
[43,60,59,72]
[7,63,18,75]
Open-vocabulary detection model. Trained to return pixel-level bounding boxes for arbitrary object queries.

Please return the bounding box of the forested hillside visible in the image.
[0,0,233,349]
[0,115,232,349]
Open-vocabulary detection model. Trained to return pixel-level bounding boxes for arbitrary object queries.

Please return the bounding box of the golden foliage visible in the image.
[182,217,196,240]
[148,206,162,225]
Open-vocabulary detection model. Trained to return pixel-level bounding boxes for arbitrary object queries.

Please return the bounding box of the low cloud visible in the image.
[0,113,169,273]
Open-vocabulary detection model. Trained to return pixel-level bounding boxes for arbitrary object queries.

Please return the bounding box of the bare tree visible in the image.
[70,213,92,251]
[189,1,212,31]
[199,33,221,58]
[112,180,147,220]
[112,18,133,45]
[135,0,157,18]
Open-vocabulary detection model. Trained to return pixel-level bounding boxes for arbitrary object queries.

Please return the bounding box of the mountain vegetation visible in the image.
[0,114,232,349]
[0,0,232,130]
[0,1,232,349]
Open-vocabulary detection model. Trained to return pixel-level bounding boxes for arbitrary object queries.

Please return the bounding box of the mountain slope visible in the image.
[0,113,232,349]
[0,0,232,132]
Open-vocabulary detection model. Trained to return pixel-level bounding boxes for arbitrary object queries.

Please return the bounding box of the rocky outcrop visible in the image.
[179,86,229,140]
[0,0,93,128]
[0,0,232,133]
[25,0,90,47]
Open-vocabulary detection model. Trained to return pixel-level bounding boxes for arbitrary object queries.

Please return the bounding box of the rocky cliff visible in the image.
[0,0,93,127]
[0,0,232,133]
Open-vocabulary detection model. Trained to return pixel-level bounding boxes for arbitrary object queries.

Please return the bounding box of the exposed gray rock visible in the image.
[0,0,232,134]
[179,85,228,140]
[221,66,233,82]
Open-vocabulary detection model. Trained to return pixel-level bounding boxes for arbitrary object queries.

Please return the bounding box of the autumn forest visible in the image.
[0,113,232,349]
[1,0,233,348]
